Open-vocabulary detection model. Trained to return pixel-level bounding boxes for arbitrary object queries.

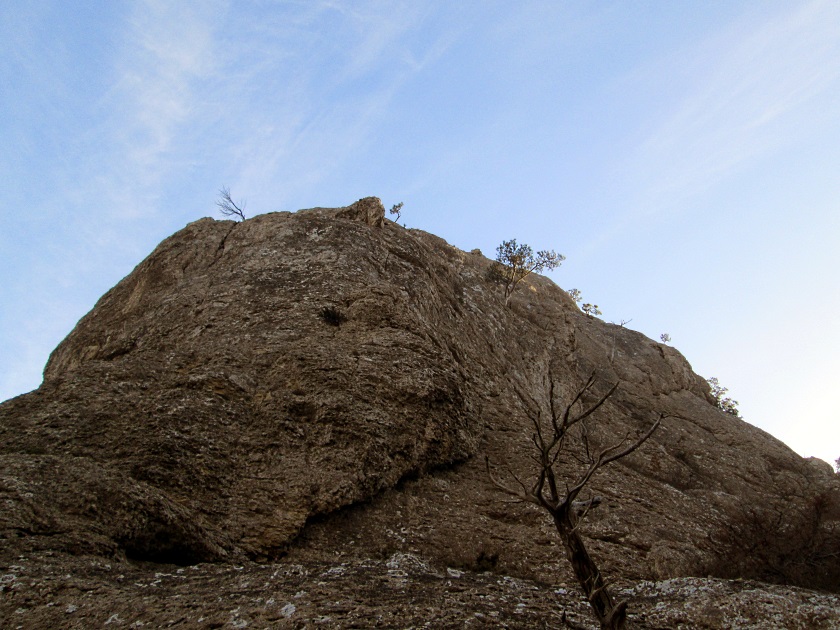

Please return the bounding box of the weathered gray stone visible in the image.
[1,198,838,627]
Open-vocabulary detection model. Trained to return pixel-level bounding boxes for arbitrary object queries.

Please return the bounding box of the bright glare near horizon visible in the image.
[1,2,838,468]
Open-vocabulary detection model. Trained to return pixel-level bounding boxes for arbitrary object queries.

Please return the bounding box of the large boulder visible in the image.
[1,197,838,598]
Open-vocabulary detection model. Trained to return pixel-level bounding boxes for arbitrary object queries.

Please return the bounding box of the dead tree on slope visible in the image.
[216,186,246,221]
[487,373,664,630]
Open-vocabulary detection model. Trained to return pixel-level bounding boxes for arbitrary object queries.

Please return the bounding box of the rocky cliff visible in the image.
[2,197,839,628]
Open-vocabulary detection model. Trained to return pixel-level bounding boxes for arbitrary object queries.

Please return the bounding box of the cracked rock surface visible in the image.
[2,553,839,629]
[2,197,839,627]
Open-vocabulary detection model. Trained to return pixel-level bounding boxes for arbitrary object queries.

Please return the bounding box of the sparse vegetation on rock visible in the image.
[388,202,404,224]
[707,377,740,417]
[567,288,604,320]
[492,239,564,306]
[582,303,602,317]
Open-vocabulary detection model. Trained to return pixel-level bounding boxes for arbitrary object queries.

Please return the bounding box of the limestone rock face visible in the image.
[4,197,480,563]
[1,196,839,610]
[333,195,387,227]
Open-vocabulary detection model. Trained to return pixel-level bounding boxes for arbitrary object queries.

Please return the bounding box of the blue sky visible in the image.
[2,1,839,467]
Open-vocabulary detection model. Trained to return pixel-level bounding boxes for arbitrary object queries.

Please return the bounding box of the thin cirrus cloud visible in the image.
[0,1,226,401]
[211,2,457,209]
[97,0,223,220]
[568,0,840,262]
[12,0,451,231]
[318,1,429,84]
[628,0,840,213]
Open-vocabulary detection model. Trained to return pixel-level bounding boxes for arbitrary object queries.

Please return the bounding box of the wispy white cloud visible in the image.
[571,0,840,260]
[318,2,423,82]
[630,0,840,210]
[98,0,226,219]
[205,2,458,210]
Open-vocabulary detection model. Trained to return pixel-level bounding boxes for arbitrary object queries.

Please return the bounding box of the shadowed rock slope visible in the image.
[2,198,839,625]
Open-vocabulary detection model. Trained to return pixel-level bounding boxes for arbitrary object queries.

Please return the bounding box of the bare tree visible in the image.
[493,239,564,306]
[487,372,664,630]
[216,186,246,221]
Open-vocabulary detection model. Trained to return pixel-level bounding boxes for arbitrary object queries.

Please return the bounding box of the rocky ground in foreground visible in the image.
[2,552,839,629]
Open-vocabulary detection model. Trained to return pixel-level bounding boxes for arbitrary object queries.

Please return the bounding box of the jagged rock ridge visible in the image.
[2,197,839,627]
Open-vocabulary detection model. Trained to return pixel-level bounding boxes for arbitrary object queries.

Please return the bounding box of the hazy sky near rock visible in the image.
[2,1,839,466]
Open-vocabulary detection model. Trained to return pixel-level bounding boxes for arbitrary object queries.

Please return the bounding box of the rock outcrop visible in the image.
[2,196,839,627]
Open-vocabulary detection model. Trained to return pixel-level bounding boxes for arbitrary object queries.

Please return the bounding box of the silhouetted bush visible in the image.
[701,492,840,592]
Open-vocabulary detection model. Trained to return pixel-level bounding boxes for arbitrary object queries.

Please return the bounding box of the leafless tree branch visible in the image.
[486,372,665,629]
[565,414,663,506]
[216,186,246,221]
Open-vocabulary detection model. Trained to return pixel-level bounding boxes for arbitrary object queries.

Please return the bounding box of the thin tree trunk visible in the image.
[554,508,627,630]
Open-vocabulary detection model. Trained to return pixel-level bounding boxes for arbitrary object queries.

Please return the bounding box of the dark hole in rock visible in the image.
[319,305,347,326]
[121,525,209,566]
